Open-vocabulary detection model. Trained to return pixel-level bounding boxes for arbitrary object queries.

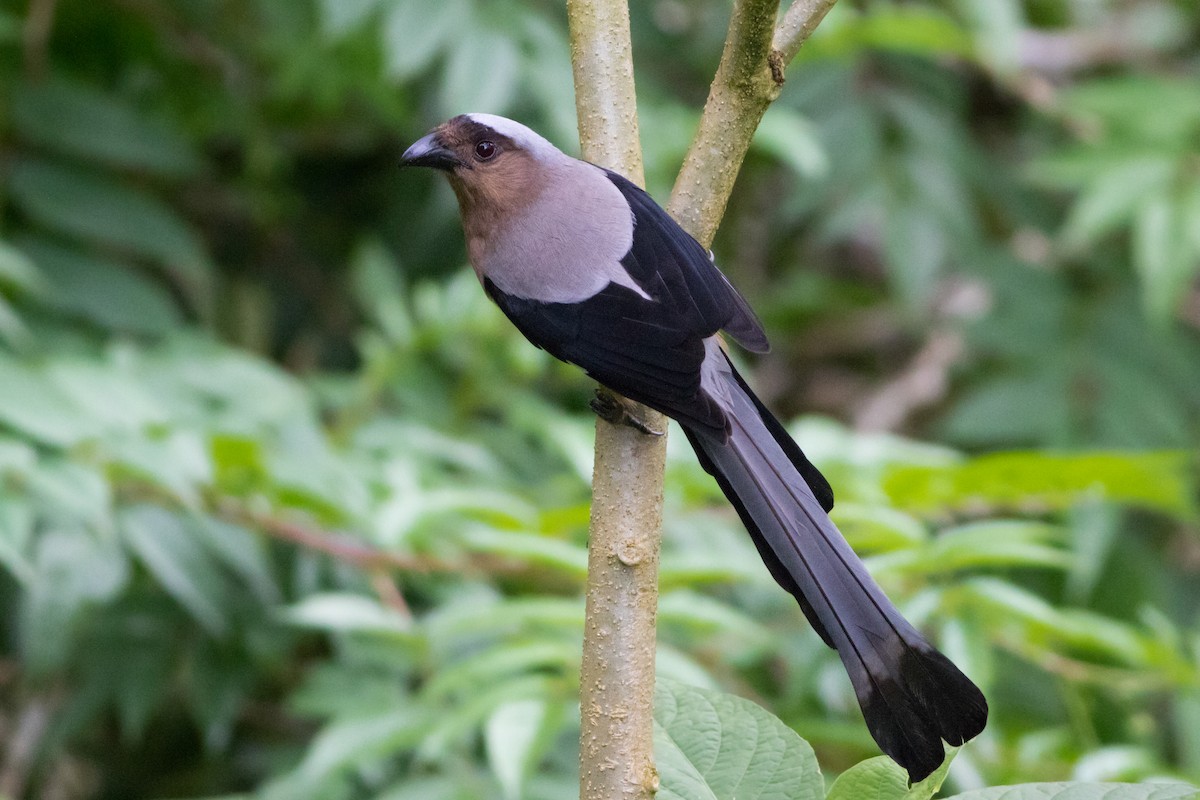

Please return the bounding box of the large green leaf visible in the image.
[654,678,823,800]
[0,240,43,295]
[382,0,467,78]
[485,698,558,800]
[20,528,130,674]
[11,78,200,176]
[439,24,519,117]
[19,238,182,333]
[7,158,210,280]
[0,354,98,446]
[1061,158,1176,248]
[825,752,955,800]
[884,451,1196,520]
[120,505,229,636]
[942,783,1199,800]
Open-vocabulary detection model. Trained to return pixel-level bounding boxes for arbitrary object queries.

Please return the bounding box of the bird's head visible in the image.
[401,114,566,212]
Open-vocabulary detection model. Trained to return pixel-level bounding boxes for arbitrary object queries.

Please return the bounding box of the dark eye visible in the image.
[474,140,497,160]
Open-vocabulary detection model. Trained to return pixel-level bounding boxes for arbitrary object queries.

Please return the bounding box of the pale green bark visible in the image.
[567,1,839,798]
[568,3,664,798]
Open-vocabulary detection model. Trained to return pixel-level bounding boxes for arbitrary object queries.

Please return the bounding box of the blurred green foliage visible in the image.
[0,0,1198,798]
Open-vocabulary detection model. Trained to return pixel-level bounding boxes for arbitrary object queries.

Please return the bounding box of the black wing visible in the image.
[603,170,769,354]
[483,169,770,435]
[484,278,728,435]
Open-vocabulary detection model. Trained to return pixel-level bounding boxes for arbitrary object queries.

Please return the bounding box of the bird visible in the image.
[400,113,987,781]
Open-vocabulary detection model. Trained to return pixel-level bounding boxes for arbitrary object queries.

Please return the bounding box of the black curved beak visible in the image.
[400,132,461,171]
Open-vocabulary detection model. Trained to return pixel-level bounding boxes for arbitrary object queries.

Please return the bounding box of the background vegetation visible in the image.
[0,0,1198,797]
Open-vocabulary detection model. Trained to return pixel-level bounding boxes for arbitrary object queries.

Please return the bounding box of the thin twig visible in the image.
[0,694,58,799]
[667,0,783,244]
[216,500,524,577]
[853,330,964,432]
[667,0,841,246]
[21,0,59,79]
[771,0,839,67]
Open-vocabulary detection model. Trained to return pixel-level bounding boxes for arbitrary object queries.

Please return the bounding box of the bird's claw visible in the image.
[589,389,664,436]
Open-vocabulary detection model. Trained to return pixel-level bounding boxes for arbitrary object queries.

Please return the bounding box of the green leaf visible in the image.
[799,5,974,62]
[0,240,43,295]
[11,78,201,177]
[7,158,210,280]
[47,358,170,432]
[19,239,182,333]
[382,0,466,78]
[1133,193,1196,323]
[421,640,578,702]
[885,451,1196,520]
[955,0,1023,73]
[826,751,956,800]
[825,758,907,800]
[1059,77,1200,147]
[884,203,946,306]
[485,699,553,800]
[439,25,519,117]
[941,782,1199,800]
[298,710,431,783]
[0,354,98,446]
[0,494,35,583]
[875,521,1070,576]
[658,590,771,641]
[654,678,823,800]
[416,674,557,762]
[281,593,412,636]
[459,527,588,578]
[25,460,113,532]
[210,434,269,493]
[316,0,380,36]
[120,505,228,636]
[349,239,412,345]
[190,516,280,605]
[107,432,212,507]
[21,528,129,674]
[1061,158,1175,248]
[831,503,928,551]
[0,295,33,351]
[754,108,830,180]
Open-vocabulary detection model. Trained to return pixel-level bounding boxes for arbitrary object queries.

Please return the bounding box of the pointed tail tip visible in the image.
[860,644,988,783]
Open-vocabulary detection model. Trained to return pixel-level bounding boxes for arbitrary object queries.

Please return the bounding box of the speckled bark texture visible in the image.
[566,1,839,798]
[568,2,664,799]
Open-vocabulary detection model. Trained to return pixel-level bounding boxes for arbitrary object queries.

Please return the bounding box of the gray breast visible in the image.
[481,161,649,303]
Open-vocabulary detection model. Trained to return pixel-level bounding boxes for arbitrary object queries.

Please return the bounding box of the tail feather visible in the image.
[687,346,987,781]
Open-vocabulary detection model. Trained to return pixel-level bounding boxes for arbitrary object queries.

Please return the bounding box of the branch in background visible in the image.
[1017,19,1170,75]
[216,500,526,578]
[852,279,990,432]
[852,329,964,432]
[567,1,665,798]
[1183,286,1200,333]
[21,0,58,79]
[0,693,59,799]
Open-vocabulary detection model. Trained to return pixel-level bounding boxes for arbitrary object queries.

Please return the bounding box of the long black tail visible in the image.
[683,350,987,781]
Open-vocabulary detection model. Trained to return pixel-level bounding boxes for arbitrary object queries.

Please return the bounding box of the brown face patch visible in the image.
[433,117,549,264]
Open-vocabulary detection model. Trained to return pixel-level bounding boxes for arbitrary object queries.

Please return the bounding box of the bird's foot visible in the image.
[589,389,664,436]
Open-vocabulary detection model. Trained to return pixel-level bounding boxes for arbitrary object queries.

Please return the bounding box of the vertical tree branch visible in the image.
[566,1,840,798]
[567,2,664,799]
